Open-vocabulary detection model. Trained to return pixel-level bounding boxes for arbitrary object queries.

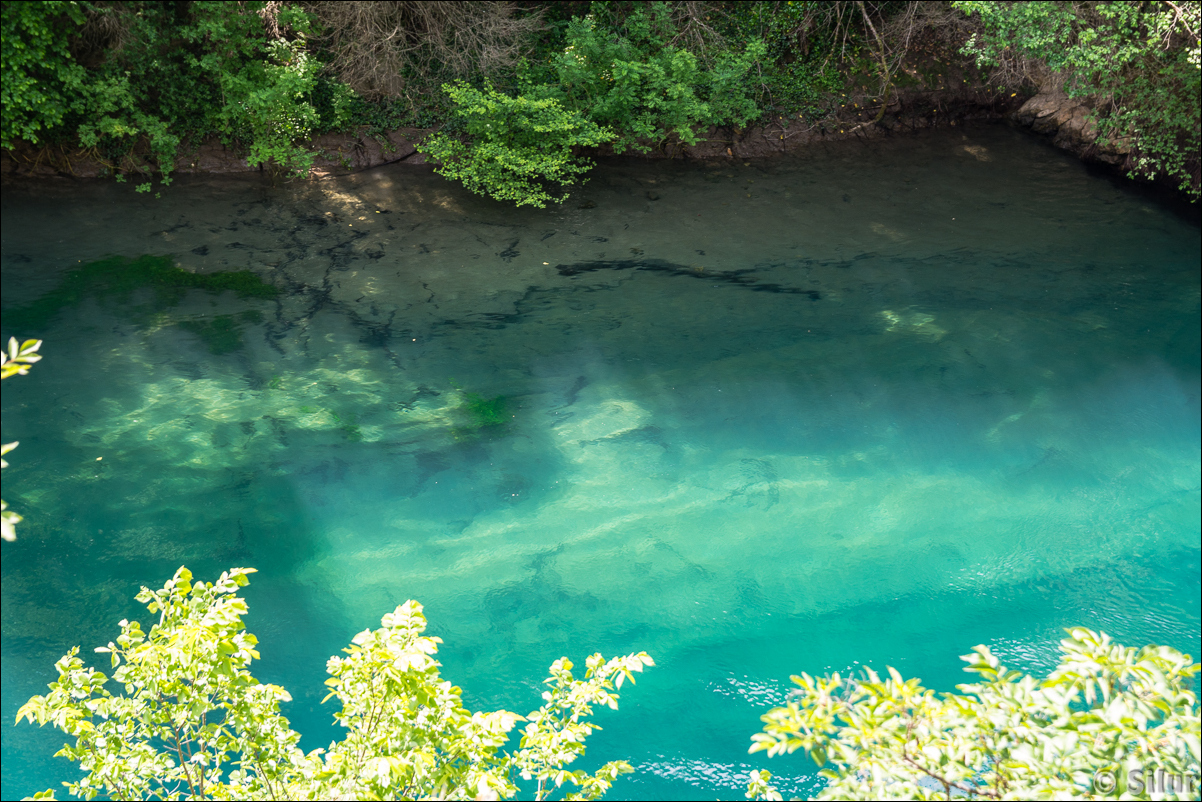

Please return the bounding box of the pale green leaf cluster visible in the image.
[0,336,41,381]
[418,82,616,208]
[16,567,296,800]
[745,768,782,801]
[18,566,653,801]
[512,651,654,800]
[1,336,42,541]
[747,628,1200,800]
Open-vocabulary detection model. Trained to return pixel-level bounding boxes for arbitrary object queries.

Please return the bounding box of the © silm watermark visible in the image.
[1093,767,1198,796]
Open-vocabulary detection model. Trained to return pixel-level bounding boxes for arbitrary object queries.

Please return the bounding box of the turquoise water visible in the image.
[2,125,1199,799]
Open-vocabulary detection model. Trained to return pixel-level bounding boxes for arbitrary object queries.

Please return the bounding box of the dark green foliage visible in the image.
[423,2,769,204]
[1,255,278,335]
[0,1,87,149]
[721,1,846,120]
[4,1,1196,202]
[547,2,765,152]
[955,0,1201,196]
[1,1,340,186]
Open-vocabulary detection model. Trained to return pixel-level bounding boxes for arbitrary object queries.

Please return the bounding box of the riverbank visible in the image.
[4,2,1197,203]
[0,87,1155,189]
[1,34,1191,201]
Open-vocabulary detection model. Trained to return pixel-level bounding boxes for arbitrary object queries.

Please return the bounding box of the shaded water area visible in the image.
[2,124,1199,799]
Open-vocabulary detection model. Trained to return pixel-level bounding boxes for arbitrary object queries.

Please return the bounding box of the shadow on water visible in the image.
[557,257,824,299]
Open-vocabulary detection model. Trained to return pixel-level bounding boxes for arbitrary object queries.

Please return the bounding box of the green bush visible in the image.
[204,9,328,176]
[418,81,615,207]
[0,1,88,150]
[420,2,772,205]
[722,1,846,121]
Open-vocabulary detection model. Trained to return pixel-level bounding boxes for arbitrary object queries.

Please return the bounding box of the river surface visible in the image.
[2,124,1199,799]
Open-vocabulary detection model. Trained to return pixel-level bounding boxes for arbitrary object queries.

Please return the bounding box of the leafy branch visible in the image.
[1,337,42,541]
[18,567,652,801]
[748,628,1200,800]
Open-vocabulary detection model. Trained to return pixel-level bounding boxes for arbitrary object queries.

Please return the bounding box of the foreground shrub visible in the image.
[18,566,653,800]
[748,628,1200,800]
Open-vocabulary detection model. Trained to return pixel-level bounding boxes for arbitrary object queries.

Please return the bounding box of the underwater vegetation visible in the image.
[450,387,510,440]
[1,255,278,336]
[463,392,507,427]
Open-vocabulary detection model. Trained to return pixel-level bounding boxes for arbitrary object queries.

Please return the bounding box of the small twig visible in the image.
[168,720,200,799]
[899,748,1001,799]
[254,756,278,801]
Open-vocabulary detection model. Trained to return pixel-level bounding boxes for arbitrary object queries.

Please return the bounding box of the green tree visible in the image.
[17,566,653,800]
[188,3,329,178]
[747,628,1200,800]
[954,0,1202,196]
[0,336,42,541]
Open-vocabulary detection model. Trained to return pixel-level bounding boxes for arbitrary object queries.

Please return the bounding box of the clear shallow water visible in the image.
[2,124,1199,799]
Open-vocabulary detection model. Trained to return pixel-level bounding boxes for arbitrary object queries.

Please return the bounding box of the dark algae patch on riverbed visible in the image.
[449,385,512,440]
[1,255,278,336]
[176,310,265,355]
